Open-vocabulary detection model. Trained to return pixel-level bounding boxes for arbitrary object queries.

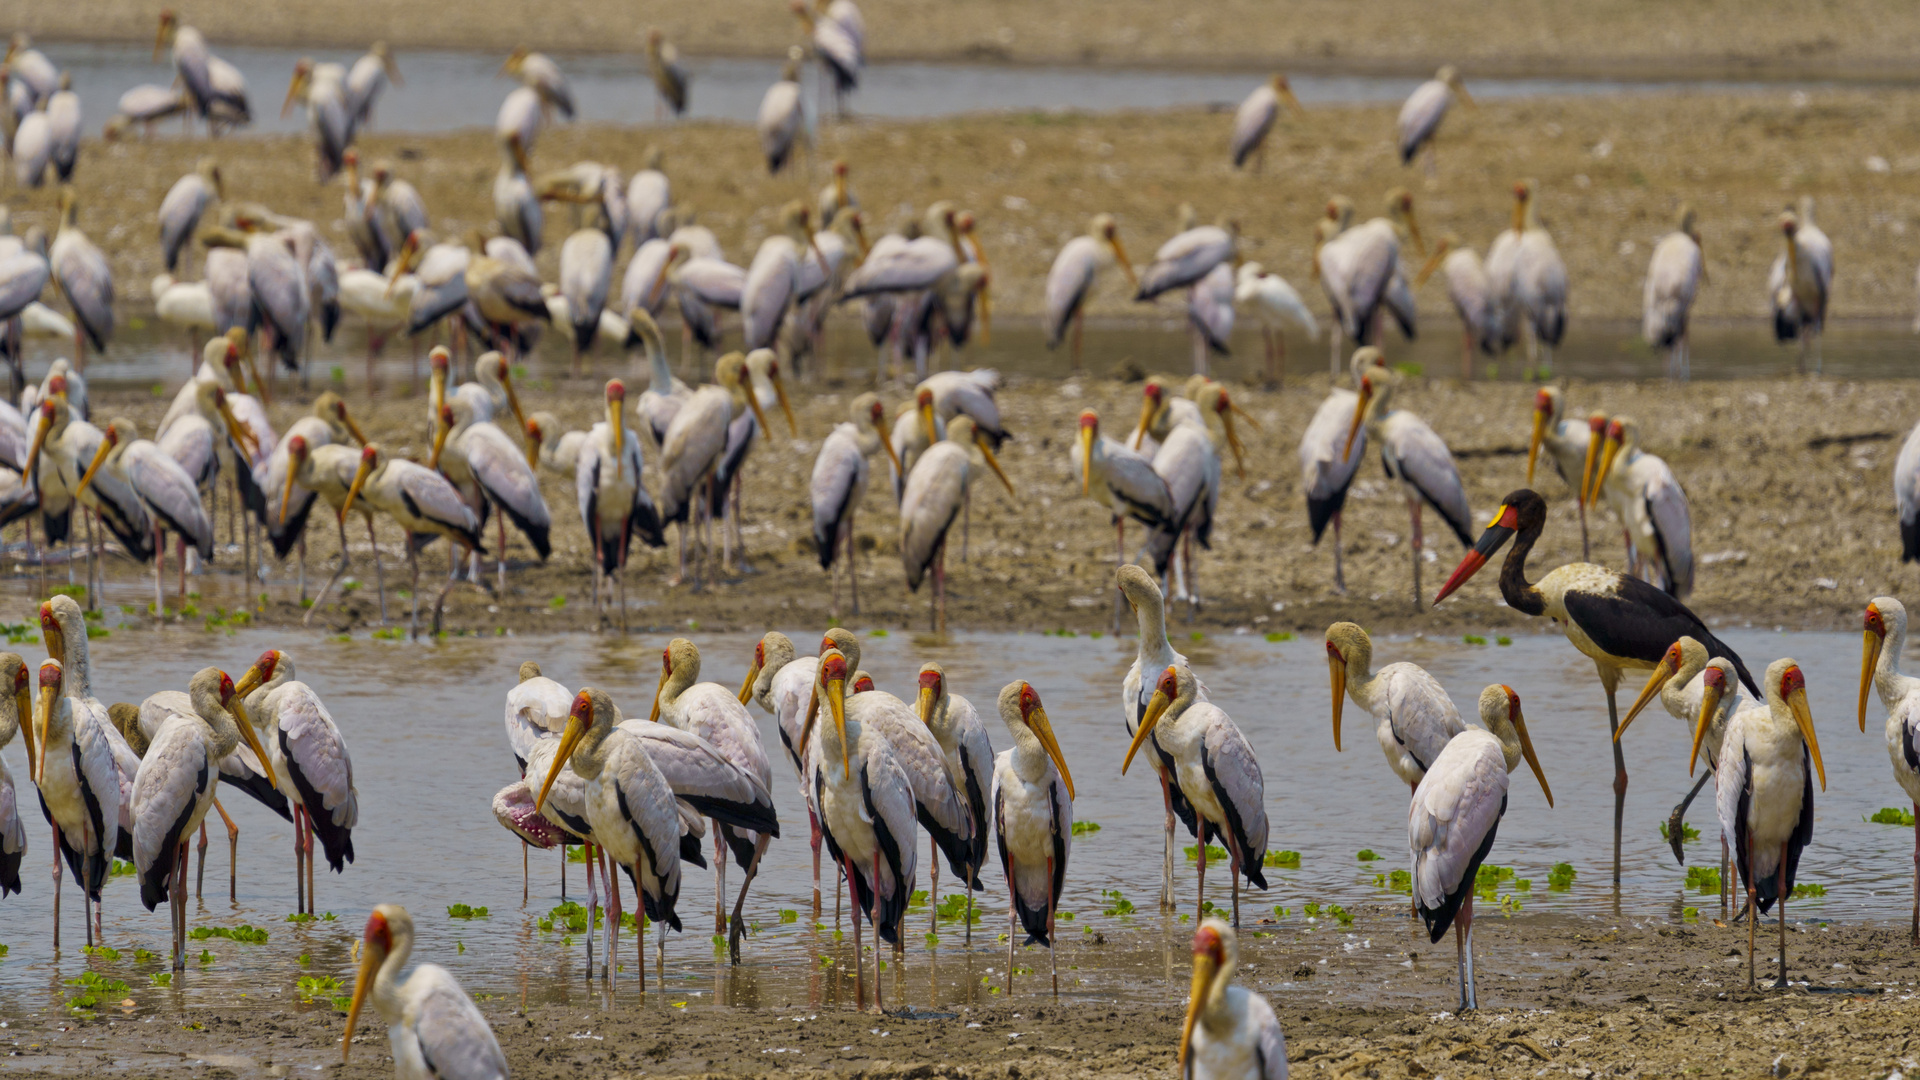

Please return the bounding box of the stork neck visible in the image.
[1878,611,1916,706]
[1198,956,1237,1033]
[247,661,293,719]
[371,936,412,1026]
[753,640,797,711]
[192,686,244,760]
[567,717,615,781]
[1498,524,1548,618]
[659,665,697,718]
[1130,590,1174,667]
[52,614,92,700]
[1009,720,1051,786]
[1662,648,1708,720]
[0,690,17,749]
[648,341,675,398]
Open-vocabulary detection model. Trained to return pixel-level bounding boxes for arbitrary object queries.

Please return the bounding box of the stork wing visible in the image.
[271,683,357,830]
[618,717,777,835]
[1409,732,1506,910]
[810,426,867,565]
[403,965,509,1080]
[1378,412,1470,546]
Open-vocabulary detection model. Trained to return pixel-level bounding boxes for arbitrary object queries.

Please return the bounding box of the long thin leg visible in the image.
[1230,849,1240,929]
[50,824,61,951]
[369,518,387,621]
[1332,512,1346,594]
[809,810,823,917]
[522,840,529,905]
[1457,892,1477,1010]
[1006,866,1018,996]
[195,822,208,900]
[1196,835,1207,916]
[1409,497,1423,612]
[1047,854,1058,997]
[305,815,317,915]
[714,823,727,935]
[1912,807,1919,944]
[930,834,940,933]
[1747,837,1757,988]
[845,855,865,1009]
[1722,834,1730,915]
[728,833,770,962]
[871,851,885,1012]
[1776,843,1789,988]
[211,796,238,902]
[1159,772,1175,913]
[293,805,307,914]
[1603,679,1628,889]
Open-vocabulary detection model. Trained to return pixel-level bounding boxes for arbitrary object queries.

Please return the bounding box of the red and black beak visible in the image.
[1434,503,1518,604]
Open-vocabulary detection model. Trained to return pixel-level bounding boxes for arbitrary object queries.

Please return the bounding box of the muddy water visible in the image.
[41,41,1799,138]
[0,621,1907,1036]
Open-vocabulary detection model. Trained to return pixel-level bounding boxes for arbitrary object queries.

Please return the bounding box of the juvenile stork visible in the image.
[1698,657,1824,988]
[1344,358,1471,609]
[1411,685,1553,1010]
[338,443,486,637]
[1123,662,1268,926]
[1588,415,1693,599]
[130,667,277,968]
[1415,235,1503,377]
[1181,920,1288,1080]
[1073,410,1173,630]
[1769,198,1832,374]
[1644,204,1706,379]
[812,393,899,619]
[1325,621,1467,807]
[1229,74,1301,173]
[992,680,1074,995]
[1433,488,1760,887]
[1044,214,1137,371]
[341,905,509,1080]
[1526,386,1599,560]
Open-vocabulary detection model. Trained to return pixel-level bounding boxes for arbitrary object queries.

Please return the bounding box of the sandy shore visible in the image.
[10,0,1920,80]
[21,368,1911,640]
[14,87,1920,338]
[5,907,1916,1077]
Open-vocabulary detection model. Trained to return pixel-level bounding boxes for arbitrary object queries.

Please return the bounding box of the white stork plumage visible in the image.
[131,666,277,967]
[0,655,28,899]
[647,638,782,949]
[1699,657,1824,988]
[1509,180,1568,374]
[1415,236,1504,377]
[1325,620,1468,797]
[629,309,688,453]
[741,631,834,909]
[741,202,822,352]
[11,106,50,188]
[241,224,310,373]
[503,49,574,119]
[576,379,664,630]
[811,392,898,618]
[1433,487,1762,887]
[342,904,508,1080]
[103,84,191,138]
[232,649,358,915]
[45,75,80,184]
[1344,357,1471,609]
[1043,213,1136,371]
[1123,661,1268,926]
[758,54,805,176]
[1182,920,1289,1080]
[537,687,686,988]
[622,239,676,325]
[1644,205,1706,378]
[433,394,551,588]
[1317,189,1423,356]
[628,150,671,245]
[25,389,156,579]
[525,411,584,477]
[345,42,401,130]
[646,29,690,119]
[657,353,765,587]
[5,35,57,106]
[51,189,113,366]
[282,59,350,182]
[1769,199,1833,374]
[809,648,917,1010]
[991,680,1073,992]
[31,657,121,950]
[155,12,249,130]
[492,143,543,259]
[1074,410,1174,629]
[1588,415,1692,599]
[1862,597,1920,942]
[76,417,212,608]
[1410,684,1552,1010]
[1396,65,1472,174]
[558,228,612,374]
[1230,74,1300,172]
[1115,564,1212,913]
[1234,262,1317,384]
[370,162,430,267]
[339,443,486,637]
[918,661,992,938]
[899,415,1012,633]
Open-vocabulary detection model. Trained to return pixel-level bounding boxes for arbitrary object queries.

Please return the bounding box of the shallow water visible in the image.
[0,618,1906,1027]
[41,41,1805,139]
[18,316,1920,402]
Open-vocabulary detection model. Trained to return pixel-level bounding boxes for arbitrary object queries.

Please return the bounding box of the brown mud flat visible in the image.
[9,0,1920,82]
[5,908,1918,1077]
[19,371,1916,640]
[14,89,1920,333]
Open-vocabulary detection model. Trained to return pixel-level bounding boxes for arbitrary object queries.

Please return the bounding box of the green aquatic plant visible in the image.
[1548,862,1576,890]
[1791,882,1827,900]
[1868,807,1916,826]
[1374,869,1412,894]
[1355,849,1380,862]
[1184,844,1227,862]
[1099,888,1134,917]
[188,924,268,944]
[1659,820,1701,844]
[1264,850,1300,868]
[935,894,980,923]
[82,945,120,961]
[1264,631,1294,643]
[446,904,488,919]
[1071,821,1102,836]
[297,975,341,1002]
[1685,865,1721,894]
[1463,634,1486,645]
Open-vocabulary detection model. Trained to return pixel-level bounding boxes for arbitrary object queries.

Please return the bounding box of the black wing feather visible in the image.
[1561,576,1760,697]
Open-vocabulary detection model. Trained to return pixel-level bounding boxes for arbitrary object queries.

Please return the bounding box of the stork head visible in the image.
[1433,491,1543,605]
[344,905,413,1063]
[1181,918,1236,1071]
[916,663,946,726]
[1863,598,1906,731]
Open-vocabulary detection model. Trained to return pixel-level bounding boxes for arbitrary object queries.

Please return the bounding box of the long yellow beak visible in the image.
[1404,207,1426,257]
[1787,685,1826,791]
[743,381,771,440]
[876,416,901,476]
[1328,654,1347,752]
[1025,703,1074,799]
[609,399,625,459]
[1219,407,1246,480]
[1526,408,1548,487]
[501,366,527,436]
[772,372,796,438]
[229,696,279,791]
[737,657,762,707]
[1110,236,1138,288]
[1342,380,1373,461]
[1616,652,1679,738]
[278,460,299,525]
[1078,424,1095,496]
[428,414,450,471]
[33,684,54,784]
[217,397,257,460]
[917,397,937,449]
[384,240,417,297]
[1130,393,1157,452]
[1579,423,1604,507]
[339,456,373,525]
[1587,434,1622,507]
[1414,245,1447,287]
[341,939,382,1063]
[826,675,849,775]
[23,410,50,489]
[916,684,936,726]
[243,350,271,407]
[976,275,992,347]
[647,666,669,724]
[536,712,587,813]
[974,432,1014,497]
[1179,950,1217,1072]
[1510,703,1553,806]
[1122,689,1171,775]
[1689,681,1725,777]
[75,435,114,499]
[15,685,35,779]
[281,72,304,119]
[1861,624,1884,732]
